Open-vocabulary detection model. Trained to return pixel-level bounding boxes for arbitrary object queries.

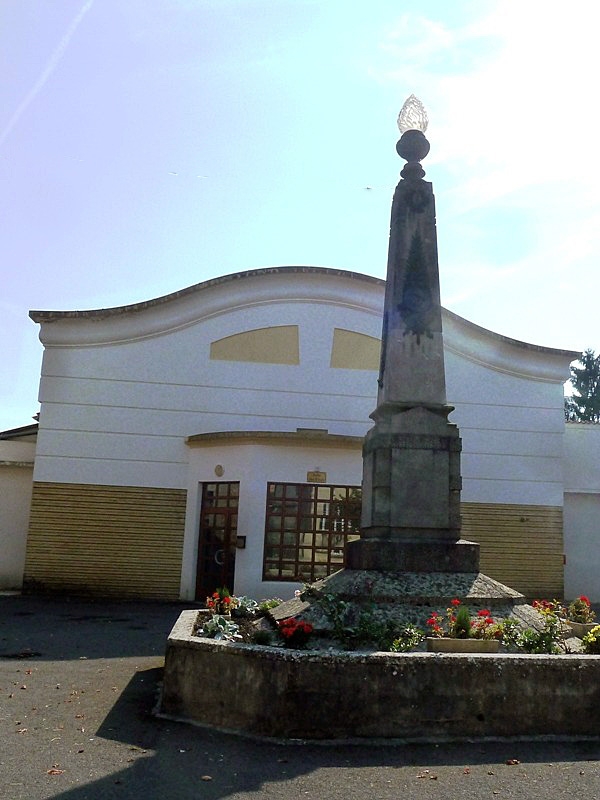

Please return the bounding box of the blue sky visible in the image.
[2,1,599,430]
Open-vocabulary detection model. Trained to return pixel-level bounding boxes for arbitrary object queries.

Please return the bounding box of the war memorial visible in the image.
[160,98,600,741]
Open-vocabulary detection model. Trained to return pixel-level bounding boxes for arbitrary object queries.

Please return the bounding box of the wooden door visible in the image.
[195,506,237,601]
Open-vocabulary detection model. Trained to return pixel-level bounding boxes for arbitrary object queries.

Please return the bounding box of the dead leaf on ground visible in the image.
[506,759,520,765]
[47,768,64,776]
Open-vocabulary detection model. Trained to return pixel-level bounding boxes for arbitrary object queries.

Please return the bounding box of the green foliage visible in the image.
[258,597,283,612]
[498,618,521,649]
[453,605,472,639]
[304,589,355,643]
[582,625,600,654]
[199,615,241,641]
[516,626,561,654]
[390,625,426,652]
[350,611,400,650]
[251,629,272,646]
[303,588,424,651]
[232,596,259,618]
[508,606,563,654]
[565,349,600,422]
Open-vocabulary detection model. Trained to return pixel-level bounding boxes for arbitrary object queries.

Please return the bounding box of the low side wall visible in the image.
[0,440,35,590]
[160,611,600,741]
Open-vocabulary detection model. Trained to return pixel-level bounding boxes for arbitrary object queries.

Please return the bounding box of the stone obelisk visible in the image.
[346,95,479,573]
[272,97,529,634]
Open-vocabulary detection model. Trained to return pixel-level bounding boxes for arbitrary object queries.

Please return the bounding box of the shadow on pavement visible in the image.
[30,683,600,800]
[41,667,600,800]
[0,594,191,661]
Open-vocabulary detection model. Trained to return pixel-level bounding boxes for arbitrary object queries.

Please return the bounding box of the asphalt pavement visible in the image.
[1,593,600,800]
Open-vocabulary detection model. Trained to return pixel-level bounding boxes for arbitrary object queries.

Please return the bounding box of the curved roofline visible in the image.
[443,307,579,361]
[29,266,382,323]
[29,265,579,362]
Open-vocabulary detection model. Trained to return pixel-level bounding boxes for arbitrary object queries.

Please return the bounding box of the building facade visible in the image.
[8,267,592,600]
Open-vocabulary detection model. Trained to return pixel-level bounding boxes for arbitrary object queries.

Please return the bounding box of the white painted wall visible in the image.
[446,350,567,507]
[33,270,573,508]
[181,438,362,601]
[29,268,581,599]
[0,440,35,589]
[33,272,382,489]
[564,423,600,600]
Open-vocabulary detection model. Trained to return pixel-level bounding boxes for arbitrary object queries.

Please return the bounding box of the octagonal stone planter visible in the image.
[159,610,600,741]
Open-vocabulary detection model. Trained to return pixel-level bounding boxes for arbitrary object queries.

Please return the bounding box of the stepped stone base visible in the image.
[270,568,538,638]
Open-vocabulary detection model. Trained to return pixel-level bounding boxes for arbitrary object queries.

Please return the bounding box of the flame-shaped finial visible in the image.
[397,95,428,134]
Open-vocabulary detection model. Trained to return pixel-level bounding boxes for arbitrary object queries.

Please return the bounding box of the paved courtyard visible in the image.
[1,593,599,800]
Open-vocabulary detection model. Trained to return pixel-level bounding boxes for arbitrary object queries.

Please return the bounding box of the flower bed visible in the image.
[159,610,600,741]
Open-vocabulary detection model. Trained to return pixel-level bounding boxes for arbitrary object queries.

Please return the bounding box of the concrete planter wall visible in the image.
[160,611,600,741]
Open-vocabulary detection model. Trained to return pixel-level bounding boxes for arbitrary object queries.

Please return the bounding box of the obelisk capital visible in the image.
[396,95,430,179]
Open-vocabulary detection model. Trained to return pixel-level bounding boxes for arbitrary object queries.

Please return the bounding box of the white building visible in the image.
[2,267,597,600]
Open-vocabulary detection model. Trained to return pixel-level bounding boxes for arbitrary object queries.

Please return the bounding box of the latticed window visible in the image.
[263,483,362,582]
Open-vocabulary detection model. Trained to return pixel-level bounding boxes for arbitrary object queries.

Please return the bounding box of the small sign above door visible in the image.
[307,471,327,483]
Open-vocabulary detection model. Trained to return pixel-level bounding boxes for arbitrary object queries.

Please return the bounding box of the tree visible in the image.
[565,349,600,422]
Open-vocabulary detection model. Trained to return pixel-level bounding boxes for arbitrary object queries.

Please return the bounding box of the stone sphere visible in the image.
[396,129,430,163]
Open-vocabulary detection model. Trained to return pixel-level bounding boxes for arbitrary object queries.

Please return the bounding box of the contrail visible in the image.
[0,0,94,148]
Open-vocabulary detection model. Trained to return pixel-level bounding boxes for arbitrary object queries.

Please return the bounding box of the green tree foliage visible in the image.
[565,349,600,422]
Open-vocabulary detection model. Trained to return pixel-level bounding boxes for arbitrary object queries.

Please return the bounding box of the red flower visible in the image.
[451,598,461,607]
[579,595,591,606]
[478,609,491,617]
[278,617,313,644]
